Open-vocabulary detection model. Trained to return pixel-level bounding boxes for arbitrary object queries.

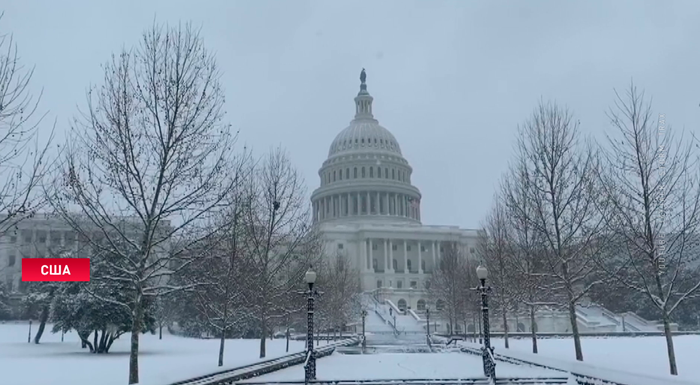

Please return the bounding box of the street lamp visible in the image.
[425,306,431,347]
[425,306,430,338]
[304,267,318,382]
[361,310,368,350]
[475,265,496,379]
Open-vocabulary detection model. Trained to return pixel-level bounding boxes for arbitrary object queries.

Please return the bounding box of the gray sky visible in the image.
[3,0,700,229]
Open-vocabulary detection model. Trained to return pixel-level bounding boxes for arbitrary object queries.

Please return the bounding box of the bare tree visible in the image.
[0,13,54,241]
[317,251,361,336]
[427,242,471,334]
[512,101,604,361]
[501,158,556,354]
[242,147,318,358]
[478,197,515,348]
[46,23,238,384]
[184,154,254,366]
[596,83,700,375]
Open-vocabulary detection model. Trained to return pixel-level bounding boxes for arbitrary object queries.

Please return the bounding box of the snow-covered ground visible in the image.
[3,321,700,385]
[0,322,305,385]
[490,335,700,382]
[244,352,561,381]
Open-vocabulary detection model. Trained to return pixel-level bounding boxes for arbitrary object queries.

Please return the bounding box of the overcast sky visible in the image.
[3,0,700,229]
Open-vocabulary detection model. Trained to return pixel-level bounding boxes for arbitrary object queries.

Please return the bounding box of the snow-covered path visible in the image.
[243,352,560,381]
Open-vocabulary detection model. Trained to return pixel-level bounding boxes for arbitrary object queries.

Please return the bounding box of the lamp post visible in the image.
[476,265,496,380]
[27,320,32,343]
[304,268,318,383]
[361,309,367,350]
[425,306,431,336]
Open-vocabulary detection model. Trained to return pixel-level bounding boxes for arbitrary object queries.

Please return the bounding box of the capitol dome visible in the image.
[311,70,422,225]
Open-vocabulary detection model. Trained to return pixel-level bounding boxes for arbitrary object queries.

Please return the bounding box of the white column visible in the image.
[393,194,398,215]
[355,193,359,215]
[431,241,437,273]
[366,192,370,214]
[368,238,374,272]
[418,241,423,274]
[403,240,408,273]
[389,240,394,273]
[384,239,388,272]
[385,193,389,215]
[361,238,367,271]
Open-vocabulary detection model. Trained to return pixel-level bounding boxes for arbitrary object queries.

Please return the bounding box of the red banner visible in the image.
[22,258,91,282]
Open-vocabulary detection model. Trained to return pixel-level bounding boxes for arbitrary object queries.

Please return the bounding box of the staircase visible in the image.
[362,293,431,350]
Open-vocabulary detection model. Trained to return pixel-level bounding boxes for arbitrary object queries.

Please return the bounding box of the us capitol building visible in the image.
[310,70,480,313]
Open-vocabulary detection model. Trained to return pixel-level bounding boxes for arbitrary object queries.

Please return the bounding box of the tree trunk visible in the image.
[98,329,107,353]
[93,330,98,353]
[128,295,144,384]
[78,330,90,349]
[33,304,49,344]
[502,308,509,349]
[106,335,116,353]
[567,300,583,361]
[259,313,267,358]
[218,330,226,367]
[285,326,290,353]
[529,305,538,354]
[159,324,163,340]
[661,308,678,375]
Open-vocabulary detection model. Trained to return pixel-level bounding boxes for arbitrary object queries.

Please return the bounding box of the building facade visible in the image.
[310,70,480,312]
[0,214,171,295]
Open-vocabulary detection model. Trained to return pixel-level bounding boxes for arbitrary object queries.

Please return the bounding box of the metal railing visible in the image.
[167,337,360,385]
[458,342,697,385]
[240,378,570,385]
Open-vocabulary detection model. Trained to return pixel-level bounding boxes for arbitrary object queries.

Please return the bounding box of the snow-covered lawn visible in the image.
[490,335,700,382]
[246,352,561,381]
[0,322,305,385]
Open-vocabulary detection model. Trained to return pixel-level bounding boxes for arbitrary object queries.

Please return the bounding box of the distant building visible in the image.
[311,71,479,313]
[0,214,171,294]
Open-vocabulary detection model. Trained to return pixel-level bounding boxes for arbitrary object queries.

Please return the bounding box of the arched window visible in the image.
[370,167,374,178]
[392,169,396,179]
[531,322,538,332]
[333,170,336,181]
[517,323,526,332]
[346,168,350,179]
[354,167,358,178]
[339,170,342,180]
[385,168,389,178]
[417,299,426,311]
[362,167,366,177]
[436,299,445,311]
[392,259,398,270]
[397,299,407,311]
[407,260,412,272]
[397,280,403,289]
